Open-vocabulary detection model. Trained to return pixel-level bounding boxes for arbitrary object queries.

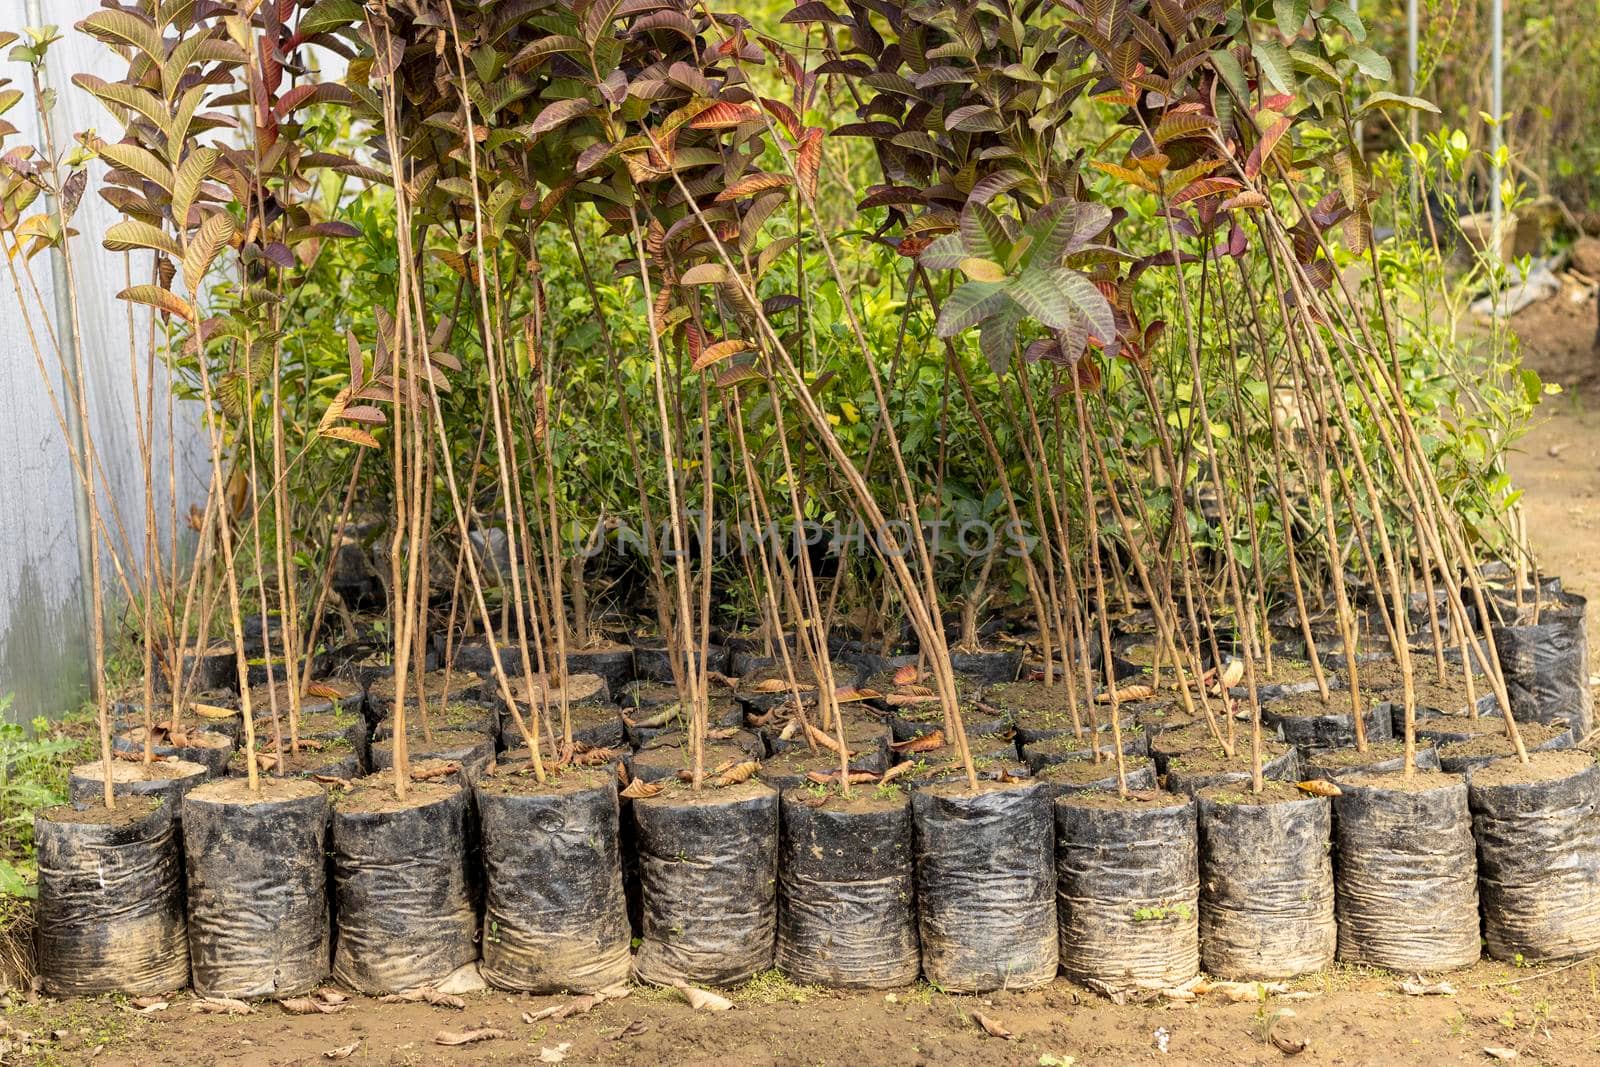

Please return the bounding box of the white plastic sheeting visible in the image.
[0,1,210,719]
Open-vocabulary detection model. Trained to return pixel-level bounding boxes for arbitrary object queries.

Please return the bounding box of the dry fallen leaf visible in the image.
[124,998,168,1015]
[748,677,792,693]
[539,1042,572,1063]
[612,1020,649,1041]
[620,778,665,800]
[672,980,734,1011]
[892,664,919,686]
[306,682,345,700]
[890,729,945,753]
[1296,778,1343,797]
[713,760,762,787]
[1097,684,1154,704]
[192,997,254,1015]
[434,1028,506,1046]
[279,996,343,1015]
[1219,659,1245,689]
[573,746,626,766]
[1271,1031,1310,1055]
[316,989,348,1005]
[879,761,915,784]
[885,692,938,706]
[381,987,465,1009]
[323,1041,359,1060]
[1483,1048,1518,1061]
[804,769,879,787]
[410,759,463,782]
[971,1010,1013,1039]
[804,722,857,756]
[1398,978,1457,997]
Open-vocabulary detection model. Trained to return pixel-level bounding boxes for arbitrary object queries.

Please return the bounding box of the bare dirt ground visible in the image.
[6,288,1600,1067]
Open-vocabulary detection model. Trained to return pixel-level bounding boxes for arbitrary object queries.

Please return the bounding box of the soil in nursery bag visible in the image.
[901,747,1030,788]
[1148,722,1216,775]
[1128,696,1205,737]
[632,779,779,986]
[1261,690,1392,756]
[68,757,209,810]
[946,645,1024,685]
[912,778,1056,992]
[764,709,891,763]
[182,776,330,998]
[1163,740,1299,797]
[1055,790,1198,986]
[735,662,848,714]
[228,734,361,780]
[330,775,477,994]
[1196,781,1335,979]
[450,635,525,677]
[114,724,235,777]
[621,695,743,748]
[777,785,920,988]
[1033,756,1157,799]
[1237,659,1336,703]
[1333,770,1480,971]
[565,641,636,696]
[34,796,189,996]
[1021,728,1148,773]
[366,669,482,720]
[1301,739,1441,781]
[370,727,496,782]
[983,681,1134,744]
[474,765,631,992]
[889,700,1012,745]
[1492,592,1592,739]
[294,704,370,771]
[863,665,981,713]
[1434,720,1573,774]
[373,698,497,744]
[1468,751,1600,961]
[496,673,615,748]
[630,638,723,684]
[626,731,765,784]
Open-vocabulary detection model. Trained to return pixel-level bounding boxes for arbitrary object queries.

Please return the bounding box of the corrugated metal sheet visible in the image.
[0,1,211,720]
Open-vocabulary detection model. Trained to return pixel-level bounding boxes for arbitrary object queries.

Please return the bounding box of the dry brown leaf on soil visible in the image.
[573,746,626,766]
[971,1010,1014,1039]
[620,778,665,800]
[714,760,761,787]
[804,770,879,787]
[672,980,734,1011]
[315,989,348,1004]
[1096,684,1154,704]
[381,987,465,1009]
[885,692,938,706]
[1198,980,1289,1002]
[804,723,856,756]
[279,996,343,1015]
[306,682,345,700]
[1296,778,1343,797]
[539,1043,572,1063]
[879,761,916,784]
[1270,1031,1310,1055]
[705,727,741,741]
[410,760,462,782]
[612,1020,649,1041]
[1483,1048,1518,1061]
[192,997,254,1015]
[705,671,739,690]
[629,706,681,729]
[748,677,792,693]
[1398,978,1457,997]
[434,1028,506,1046]
[311,774,354,790]
[835,687,880,702]
[890,729,945,753]
[323,1041,359,1060]
[123,997,168,1014]
[892,664,919,685]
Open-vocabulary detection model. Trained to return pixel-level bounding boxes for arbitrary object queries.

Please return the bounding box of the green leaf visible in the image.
[79,10,164,64]
[934,281,1009,337]
[959,203,1010,264]
[1008,268,1115,343]
[103,218,180,256]
[1345,44,1391,81]
[98,142,172,194]
[170,147,218,230]
[1252,40,1296,95]
[1274,0,1309,38]
[1357,90,1438,117]
[1211,50,1250,104]
[1320,0,1367,40]
[300,0,364,36]
[959,257,1008,283]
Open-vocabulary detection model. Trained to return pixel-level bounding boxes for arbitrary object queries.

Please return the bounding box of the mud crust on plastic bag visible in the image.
[1468,751,1600,961]
[913,779,1056,993]
[183,777,330,998]
[632,780,778,986]
[1333,771,1480,972]
[1196,784,1334,980]
[1055,792,1198,986]
[777,789,919,989]
[475,770,631,992]
[35,797,189,996]
[330,777,477,994]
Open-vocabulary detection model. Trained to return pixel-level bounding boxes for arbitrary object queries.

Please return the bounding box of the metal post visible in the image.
[1407,0,1419,203]
[1490,0,1504,260]
[27,0,101,702]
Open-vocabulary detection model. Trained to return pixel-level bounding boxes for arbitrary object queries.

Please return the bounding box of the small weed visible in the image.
[737,968,818,1005]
